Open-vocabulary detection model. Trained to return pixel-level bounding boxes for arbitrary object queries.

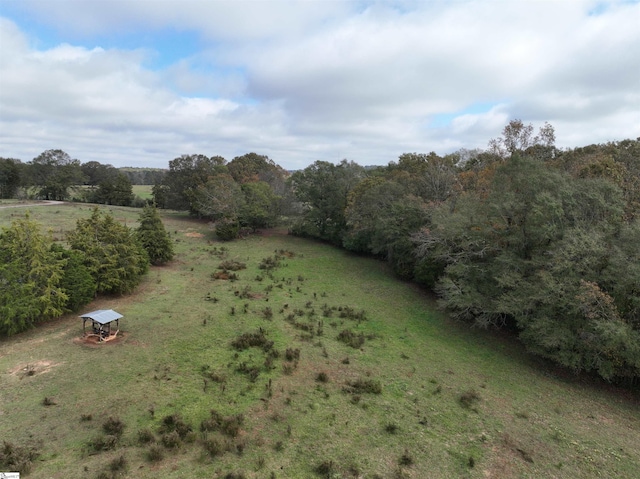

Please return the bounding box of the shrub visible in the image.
[42,396,56,406]
[218,260,246,271]
[108,454,127,472]
[315,459,335,478]
[337,329,365,349]
[0,441,39,474]
[285,348,300,361]
[385,423,399,434]
[231,329,273,352]
[159,413,192,438]
[236,362,261,382]
[221,414,244,437]
[459,390,481,410]
[137,428,155,445]
[344,378,382,395]
[399,449,414,466]
[316,372,329,383]
[102,416,125,437]
[202,437,224,457]
[259,256,281,271]
[145,445,164,462]
[161,431,181,449]
[223,473,247,479]
[215,218,240,241]
[88,434,118,452]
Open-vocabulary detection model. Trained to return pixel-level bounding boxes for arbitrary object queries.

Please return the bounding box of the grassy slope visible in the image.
[0,204,638,479]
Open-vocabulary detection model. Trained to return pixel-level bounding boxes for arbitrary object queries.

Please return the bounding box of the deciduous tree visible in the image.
[27,149,84,200]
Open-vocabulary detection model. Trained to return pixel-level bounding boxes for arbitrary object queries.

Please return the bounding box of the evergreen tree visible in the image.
[136,204,174,265]
[67,207,149,294]
[0,215,67,335]
[51,244,96,311]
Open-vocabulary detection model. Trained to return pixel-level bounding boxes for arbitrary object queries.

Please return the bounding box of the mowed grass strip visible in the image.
[0,204,638,479]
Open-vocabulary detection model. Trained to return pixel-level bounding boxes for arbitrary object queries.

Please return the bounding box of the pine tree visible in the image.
[0,214,67,335]
[67,207,149,294]
[51,244,96,311]
[136,204,174,265]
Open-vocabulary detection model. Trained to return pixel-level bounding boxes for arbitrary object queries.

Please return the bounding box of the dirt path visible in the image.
[0,200,66,209]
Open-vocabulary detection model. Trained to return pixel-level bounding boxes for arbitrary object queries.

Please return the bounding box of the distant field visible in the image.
[1,203,638,478]
[132,184,153,199]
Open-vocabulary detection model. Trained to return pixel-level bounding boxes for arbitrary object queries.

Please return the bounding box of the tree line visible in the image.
[2,122,638,382]
[0,205,173,336]
[284,122,639,383]
[0,151,166,206]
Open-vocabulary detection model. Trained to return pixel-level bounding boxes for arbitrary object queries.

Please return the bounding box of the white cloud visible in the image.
[0,1,639,170]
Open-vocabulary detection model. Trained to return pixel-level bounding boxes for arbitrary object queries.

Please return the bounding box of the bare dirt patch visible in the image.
[72,332,127,347]
[184,231,204,238]
[10,360,60,379]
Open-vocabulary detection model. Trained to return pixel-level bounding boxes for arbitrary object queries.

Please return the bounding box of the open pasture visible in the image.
[0,204,638,478]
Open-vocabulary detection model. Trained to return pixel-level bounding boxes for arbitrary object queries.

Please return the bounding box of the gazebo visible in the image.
[80,309,123,342]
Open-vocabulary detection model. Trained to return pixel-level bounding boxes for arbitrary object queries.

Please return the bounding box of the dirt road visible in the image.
[0,200,66,209]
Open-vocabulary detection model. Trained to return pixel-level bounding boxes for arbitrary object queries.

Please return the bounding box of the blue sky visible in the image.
[1,0,638,169]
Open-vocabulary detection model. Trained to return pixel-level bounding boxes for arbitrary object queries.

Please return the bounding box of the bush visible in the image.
[159,413,192,439]
[202,437,224,457]
[108,454,127,472]
[218,260,246,271]
[231,330,273,352]
[137,428,155,445]
[161,431,181,449]
[344,378,382,395]
[145,445,164,462]
[0,440,39,474]
[385,423,399,434]
[285,348,300,361]
[88,434,118,452]
[337,329,365,349]
[102,416,125,437]
[399,449,414,466]
[221,414,244,438]
[459,390,481,410]
[315,459,335,478]
[215,218,240,241]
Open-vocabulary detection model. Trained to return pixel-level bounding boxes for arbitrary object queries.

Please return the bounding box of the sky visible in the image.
[0,0,639,170]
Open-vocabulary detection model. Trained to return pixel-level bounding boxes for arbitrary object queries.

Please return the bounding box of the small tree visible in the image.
[136,205,174,265]
[215,217,240,241]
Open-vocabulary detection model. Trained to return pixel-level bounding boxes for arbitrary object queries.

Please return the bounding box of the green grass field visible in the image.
[132,185,153,200]
[1,204,639,479]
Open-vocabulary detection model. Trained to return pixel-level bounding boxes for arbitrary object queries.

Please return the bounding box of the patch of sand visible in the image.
[9,360,60,378]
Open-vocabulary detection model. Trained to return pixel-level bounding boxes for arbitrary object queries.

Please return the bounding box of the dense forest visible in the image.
[1,121,639,383]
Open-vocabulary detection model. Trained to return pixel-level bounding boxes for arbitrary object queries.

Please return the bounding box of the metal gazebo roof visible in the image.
[79,309,123,325]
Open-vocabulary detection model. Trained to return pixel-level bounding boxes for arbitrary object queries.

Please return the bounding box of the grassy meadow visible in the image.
[132,185,153,200]
[0,203,639,479]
